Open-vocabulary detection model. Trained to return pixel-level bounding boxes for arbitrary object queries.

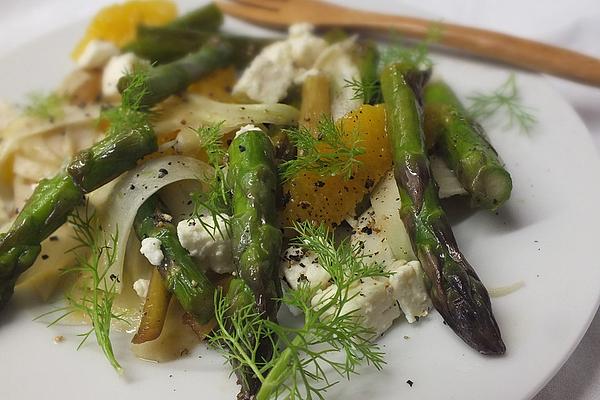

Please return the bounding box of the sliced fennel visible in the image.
[154,94,299,136]
[430,155,468,198]
[0,104,100,168]
[89,155,213,292]
[370,171,416,261]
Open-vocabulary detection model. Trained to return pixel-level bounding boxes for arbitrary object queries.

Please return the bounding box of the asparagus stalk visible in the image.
[227,128,283,322]
[423,81,512,210]
[124,27,272,66]
[133,196,215,324]
[118,37,235,108]
[381,63,505,355]
[165,3,223,31]
[224,277,268,399]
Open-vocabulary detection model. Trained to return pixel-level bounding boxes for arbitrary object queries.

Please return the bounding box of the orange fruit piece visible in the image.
[72,0,177,60]
[187,67,237,103]
[282,104,393,228]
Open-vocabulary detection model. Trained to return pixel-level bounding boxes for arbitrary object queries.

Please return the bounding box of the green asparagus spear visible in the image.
[133,196,215,323]
[381,63,505,355]
[227,127,282,321]
[165,3,223,31]
[124,27,272,66]
[118,37,234,108]
[123,27,215,64]
[223,278,269,399]
[423,81,512,210]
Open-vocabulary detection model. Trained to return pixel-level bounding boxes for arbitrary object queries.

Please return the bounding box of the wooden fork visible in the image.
[217,0,600,87]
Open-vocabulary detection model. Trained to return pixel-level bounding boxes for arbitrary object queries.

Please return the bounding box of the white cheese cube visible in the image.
[140,237,164,266]
[280,246,330,290]
[177,215,233,274]
[312,277,401,338]
[388,260,431,323]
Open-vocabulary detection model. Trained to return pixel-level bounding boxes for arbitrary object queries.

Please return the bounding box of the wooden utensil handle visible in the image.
[336,9,600,86]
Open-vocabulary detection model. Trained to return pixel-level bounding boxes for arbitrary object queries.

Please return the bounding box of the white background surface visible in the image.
[0,1,599,399]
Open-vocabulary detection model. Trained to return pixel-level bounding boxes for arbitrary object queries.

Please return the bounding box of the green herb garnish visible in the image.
[36,204,125,373]
[24,92,64,121]
[344,76,381,104]
[280,116,365,182]
[380,23,442,70]
[210,221,388,400]
[468,73,536,133]
[101,69,151,136]
[189,122,231,239]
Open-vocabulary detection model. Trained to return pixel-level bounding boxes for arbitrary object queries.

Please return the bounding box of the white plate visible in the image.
[1,1,600,399]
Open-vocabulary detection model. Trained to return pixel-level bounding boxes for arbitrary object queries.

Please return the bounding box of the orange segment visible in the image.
[72,0,177,59]
[187,67,237,102]
[282,104,393,228]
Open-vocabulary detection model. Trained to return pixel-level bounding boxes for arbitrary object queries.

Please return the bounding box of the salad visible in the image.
[0,2,531,399]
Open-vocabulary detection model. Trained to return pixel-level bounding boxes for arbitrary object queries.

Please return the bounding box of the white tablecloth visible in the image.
[0,1,598,398]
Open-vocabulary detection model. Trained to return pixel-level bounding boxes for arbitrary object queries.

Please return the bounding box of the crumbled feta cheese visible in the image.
[388,260,431,323]
[280,246,331,290]
[133,278,150,299]
[233,23,327,104]
[76,40,119,69]
[102,53,149,99]
[282,206,431,332]
[140,237,164,266]
[235,124,261,138]
[312,276,402,338]
[177,215,233,274]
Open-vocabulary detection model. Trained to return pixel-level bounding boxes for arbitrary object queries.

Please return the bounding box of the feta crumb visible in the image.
[140,237,164,266]
[177,215,233,274]
[312,277,401,338]
[133,278,150,299]
[234,124,261,138]
[280,246,331,290]
[102,53,149,99]
[233,23,327,104]
[388,260,431,323]
[76,40,119,69]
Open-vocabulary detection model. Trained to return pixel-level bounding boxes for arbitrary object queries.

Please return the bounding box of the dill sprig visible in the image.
[35,205,125,373]
[194,122,226,167]
[189,122,232,239]
[380,23,442,70]
[280,116,365,182]
[210,221,388,400]
[24,91,64,121]
[467,73,536,133]
[343,77,381,104]
[101,68,151,136]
